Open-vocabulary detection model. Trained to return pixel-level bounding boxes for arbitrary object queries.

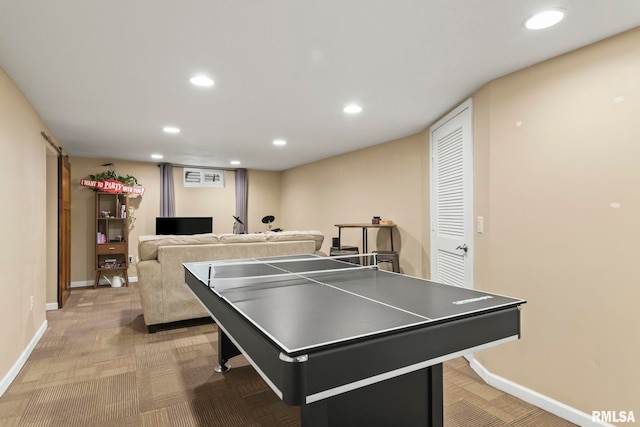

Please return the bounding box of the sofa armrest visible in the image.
[136,259,164,326]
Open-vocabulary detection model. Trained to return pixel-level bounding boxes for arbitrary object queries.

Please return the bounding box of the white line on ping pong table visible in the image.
[186,257,437,355]
[204,253,370,268]
[205,254,374,286]
[257,257,434,322]
[208,265,376,289]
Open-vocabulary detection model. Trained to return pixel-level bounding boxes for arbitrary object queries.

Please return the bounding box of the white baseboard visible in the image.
[50,275,140,307]
[0,319,47,397]
[469,358,616,427]
[71,276,137,288]
[70,280,92,288]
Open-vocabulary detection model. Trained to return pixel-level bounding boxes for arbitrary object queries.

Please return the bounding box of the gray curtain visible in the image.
[159,163,175,217]
[235,168,248,234]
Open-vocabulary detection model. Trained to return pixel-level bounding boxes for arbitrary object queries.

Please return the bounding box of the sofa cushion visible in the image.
[138,233,219,261]
[218,233,268,244]
[137,230,324,261]
[266,230,324,251]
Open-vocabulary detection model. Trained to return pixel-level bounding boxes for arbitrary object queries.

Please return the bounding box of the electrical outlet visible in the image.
[30,296,34,311]
[129,256,133,263]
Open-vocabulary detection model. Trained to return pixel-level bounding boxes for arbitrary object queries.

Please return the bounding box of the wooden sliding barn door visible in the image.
[58,155,71,308]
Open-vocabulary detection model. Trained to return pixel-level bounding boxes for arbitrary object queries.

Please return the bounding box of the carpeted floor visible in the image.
[0,283,576,426]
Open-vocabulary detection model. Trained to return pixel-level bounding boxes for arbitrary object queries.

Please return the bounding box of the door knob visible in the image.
[455,244,468,253]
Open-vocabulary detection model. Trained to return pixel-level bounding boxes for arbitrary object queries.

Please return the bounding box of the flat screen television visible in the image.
[155,217,213,235]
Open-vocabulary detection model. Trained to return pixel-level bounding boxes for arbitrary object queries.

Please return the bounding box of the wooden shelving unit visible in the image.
[94,192,129,287]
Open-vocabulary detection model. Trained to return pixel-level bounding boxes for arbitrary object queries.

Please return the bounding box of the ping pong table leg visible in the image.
[215,328,241,373]
[300,364,444,427]
[429,363,444,427]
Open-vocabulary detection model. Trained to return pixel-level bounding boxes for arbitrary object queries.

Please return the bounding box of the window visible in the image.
[183,168,225,188]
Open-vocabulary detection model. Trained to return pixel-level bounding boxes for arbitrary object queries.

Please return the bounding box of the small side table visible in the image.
[334,223,397,254]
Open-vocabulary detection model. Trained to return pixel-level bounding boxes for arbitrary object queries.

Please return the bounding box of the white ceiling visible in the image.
[1,1,639,171]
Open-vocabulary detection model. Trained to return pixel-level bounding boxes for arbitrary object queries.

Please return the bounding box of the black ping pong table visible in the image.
[184,254,525,427]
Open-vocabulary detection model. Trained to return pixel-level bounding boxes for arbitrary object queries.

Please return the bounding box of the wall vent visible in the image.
[183,168,225,188]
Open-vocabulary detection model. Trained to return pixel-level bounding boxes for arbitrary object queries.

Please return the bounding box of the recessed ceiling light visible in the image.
[163,126,180,134]
[151,154,164,159]
[230,160,241,165]
[273,139,287,146]
[190,75,214,87]
[524,9,565,30]
[343,104,363,114]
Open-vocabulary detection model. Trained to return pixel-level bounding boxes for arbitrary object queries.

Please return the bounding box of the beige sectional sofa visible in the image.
[136,231,324,332]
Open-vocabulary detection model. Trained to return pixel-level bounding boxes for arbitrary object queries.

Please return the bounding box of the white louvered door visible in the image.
[430,100,473,288]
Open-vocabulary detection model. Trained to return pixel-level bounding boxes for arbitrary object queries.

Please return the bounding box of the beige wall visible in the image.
[473,27,640,415]
[69,159,281,283]
[279,27,640,420]
[247,170,281,233]
[281,133,426,277]
[0,67,49,382]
